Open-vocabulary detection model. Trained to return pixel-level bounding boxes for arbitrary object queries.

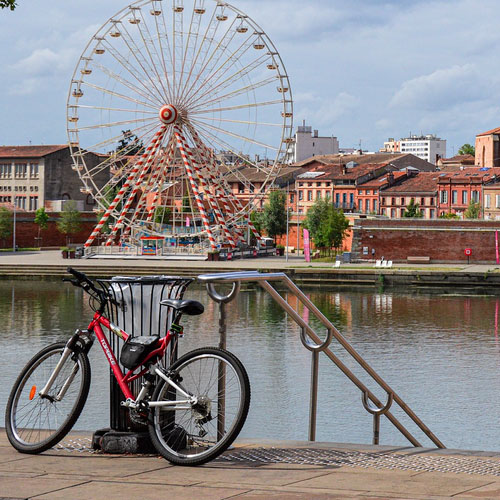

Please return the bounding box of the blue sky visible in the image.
[1,0,499,157]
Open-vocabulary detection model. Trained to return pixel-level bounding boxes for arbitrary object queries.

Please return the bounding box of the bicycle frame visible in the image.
[89,313,173,402]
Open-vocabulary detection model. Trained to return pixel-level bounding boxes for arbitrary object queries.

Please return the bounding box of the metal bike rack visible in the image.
[199,271,445,448]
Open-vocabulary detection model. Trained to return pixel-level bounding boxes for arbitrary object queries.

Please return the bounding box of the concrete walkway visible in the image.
[0,249,497,273]
[1,432,500,499]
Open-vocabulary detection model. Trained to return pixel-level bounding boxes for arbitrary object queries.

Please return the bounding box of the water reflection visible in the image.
[0,280,499,452]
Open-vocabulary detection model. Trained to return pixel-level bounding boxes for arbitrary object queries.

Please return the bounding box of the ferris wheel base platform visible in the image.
[86,253,208,261]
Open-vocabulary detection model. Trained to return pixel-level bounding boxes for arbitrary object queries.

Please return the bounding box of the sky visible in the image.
[1,0,500,157]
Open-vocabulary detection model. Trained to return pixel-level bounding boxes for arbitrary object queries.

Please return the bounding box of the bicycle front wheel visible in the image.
[5,342,91,453]
[149,347,250,466]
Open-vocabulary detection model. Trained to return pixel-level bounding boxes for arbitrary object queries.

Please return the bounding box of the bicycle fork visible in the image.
[39,330,92,401]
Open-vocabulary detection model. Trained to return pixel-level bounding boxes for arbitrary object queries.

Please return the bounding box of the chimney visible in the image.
[342,163,347,175]
[387,172,394,185]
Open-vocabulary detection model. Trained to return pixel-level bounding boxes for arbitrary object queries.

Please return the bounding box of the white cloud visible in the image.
[390,65,487,110]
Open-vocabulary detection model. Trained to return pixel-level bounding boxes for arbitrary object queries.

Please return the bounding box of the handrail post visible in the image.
[309,348,319,441]
[206,281,240,439]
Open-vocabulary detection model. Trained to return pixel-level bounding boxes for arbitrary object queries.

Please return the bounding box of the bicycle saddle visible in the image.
[160,299,204,316]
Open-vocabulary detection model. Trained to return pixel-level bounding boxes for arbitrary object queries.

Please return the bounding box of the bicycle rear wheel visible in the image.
[5,342,91,453]
[149,347,250,466]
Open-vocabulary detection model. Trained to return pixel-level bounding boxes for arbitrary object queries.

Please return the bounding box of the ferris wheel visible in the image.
[67,0,293,251]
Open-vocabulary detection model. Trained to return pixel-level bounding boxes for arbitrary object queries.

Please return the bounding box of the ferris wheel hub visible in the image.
[159,104,179,124]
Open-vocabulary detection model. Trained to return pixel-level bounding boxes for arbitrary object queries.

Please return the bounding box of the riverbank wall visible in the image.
[352,219,500,263]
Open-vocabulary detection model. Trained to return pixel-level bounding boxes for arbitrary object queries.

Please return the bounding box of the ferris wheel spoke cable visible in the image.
[175,5,220,105]
[133,7,173,102]
[91,59,161,108]
[76,116,157,132]
[178,15,240,107]
[181,27,251,108]
[189,74,279,113]
[190,99,283,115]
[189,117,278,151]
[101,39,167,104]
[183,39,265,110]
[74,104,158,115]
[81,80,159,110]
[118,20,170,103]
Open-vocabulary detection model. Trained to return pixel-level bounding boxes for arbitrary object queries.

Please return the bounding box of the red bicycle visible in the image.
[5,267,250,466]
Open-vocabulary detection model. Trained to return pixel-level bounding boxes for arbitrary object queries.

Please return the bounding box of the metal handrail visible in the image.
[198,271,445,448]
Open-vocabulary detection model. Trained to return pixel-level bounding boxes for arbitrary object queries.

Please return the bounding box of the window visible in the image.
[358,189,363,195]
[391,208,396,218]
[421,198,425,206]
[462,191,468,204]
[290,193,295,204]
[298,190,303,201]
[30,163,39,178]
[0,164,11,178]
[366,189,371,195]
[452,190,458,203]
[400,197,405,206]
[358,200,363,212]
[373,199,378,212]
[350,193,354,206]
[472,190,479,202]
[391,197,395,205]
[342,193,347,204]
[15,163,27,179]
[374,190,378,195]
[430,209,435,218]
[485,194,491,208]
[325,191,330,199]
[29,196,38,211]
[496,195,500,208]
[316,191,321,200]
[307,190,313,201]
[440,191,448,203]
[365,199,370,212]
[335,193,340,205]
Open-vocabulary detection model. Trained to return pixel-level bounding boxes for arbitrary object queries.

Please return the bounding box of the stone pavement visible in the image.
[0,249,497,273]
[1,432,500,499]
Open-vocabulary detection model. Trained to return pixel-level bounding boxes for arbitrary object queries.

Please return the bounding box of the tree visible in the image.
[249,210,264,234]
[56,201,82,244]
[464,201,481,219]
[304,198,350,254]
[154,206,172,224]
[262,190,287,242]
[116,129,144,156]
[439,212,459,220]
[458,143,475,156]
[402,199,423,218]
[0,207,12,247]
[34,207,49,246]
[0,0,16,10]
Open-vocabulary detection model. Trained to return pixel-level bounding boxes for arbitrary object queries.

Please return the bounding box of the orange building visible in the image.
[475,127,500,167]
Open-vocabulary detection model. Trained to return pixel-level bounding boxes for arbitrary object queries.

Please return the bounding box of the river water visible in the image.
[0,279,499,452]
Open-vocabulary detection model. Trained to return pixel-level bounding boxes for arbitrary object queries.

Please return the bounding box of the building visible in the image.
[379,138,400,153]
[380,135,446,165]
[399,135,446,165]
[0,145,107,212]
[475,127,500,167]
[380,172,440,219]
[436,154,475,171]
[483,184,500,220]
[285,121,339,163]
[357,171,408,215]
[436,167,500,217]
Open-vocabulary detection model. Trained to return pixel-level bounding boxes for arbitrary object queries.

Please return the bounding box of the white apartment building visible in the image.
[399,135,446,165]
[285,121,339,163]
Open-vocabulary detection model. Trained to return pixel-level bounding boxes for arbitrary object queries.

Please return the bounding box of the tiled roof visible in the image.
[292,153,407,168]
[0,145,68,159]
[441,154,475,163]
[382,172,440,194]
[437,167,500,184]
[360,171,407,188]
[477,127,500,137]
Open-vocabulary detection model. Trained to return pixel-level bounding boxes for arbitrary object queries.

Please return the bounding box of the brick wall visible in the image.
[1,212,97,248]
[353,219,500,263]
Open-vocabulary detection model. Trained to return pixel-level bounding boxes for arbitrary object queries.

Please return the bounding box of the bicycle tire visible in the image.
[5,342,91,454]
[149,347,250,466]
